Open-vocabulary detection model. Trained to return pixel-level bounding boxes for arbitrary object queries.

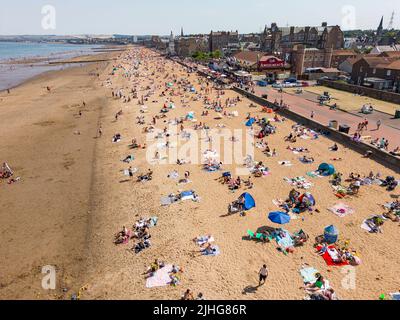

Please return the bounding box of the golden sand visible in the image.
[0,47,399,300]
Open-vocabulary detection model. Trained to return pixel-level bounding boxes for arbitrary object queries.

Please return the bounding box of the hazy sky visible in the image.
[0,0,398,35]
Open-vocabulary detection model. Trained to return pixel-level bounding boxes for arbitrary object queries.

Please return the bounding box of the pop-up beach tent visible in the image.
[245,118,256,127]
[298,192,316,206]
[318,163,335,176]
[324,225,339,244]
[240,193,256,211]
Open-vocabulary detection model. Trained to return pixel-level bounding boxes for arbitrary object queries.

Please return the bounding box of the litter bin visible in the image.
[329,120,338,130]
[395,109,400,119]
[339,124,350,134]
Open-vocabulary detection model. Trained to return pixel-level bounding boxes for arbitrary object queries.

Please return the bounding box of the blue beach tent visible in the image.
[240,193,256,211]
[245,118,256,127]
[324,225,339,244]
[318,163,335,176]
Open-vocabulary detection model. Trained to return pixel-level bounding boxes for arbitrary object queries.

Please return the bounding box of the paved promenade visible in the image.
[254,86,400,149]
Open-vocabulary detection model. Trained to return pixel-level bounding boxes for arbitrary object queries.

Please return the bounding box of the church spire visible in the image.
[377,16,384,36]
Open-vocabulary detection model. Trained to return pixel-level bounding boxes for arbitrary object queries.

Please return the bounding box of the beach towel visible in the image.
[181,191,195,201]
[316,245,349,266]
[275,230,294,250]
[202,245,220,256]
[300,267,319,284]
[390,292,400,300]
[278,161,293,167]
[146,265,173,288]
[307,171,322,178]
[160,196,175,206]
[149,217,158,227]
[299,157,314,164]
[122,230,132,245]
[329,203,355,218]
[284,177,313,189]
[361,219,374,232]
[168,171,179,179]
[196,235,215,246]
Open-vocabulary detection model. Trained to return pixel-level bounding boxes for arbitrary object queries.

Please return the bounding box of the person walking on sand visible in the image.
[311,111,315,119]
[98,126,103,138]
[259,264,269,286]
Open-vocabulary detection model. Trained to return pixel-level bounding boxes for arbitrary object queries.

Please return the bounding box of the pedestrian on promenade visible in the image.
[376,120,381,131]
[259,264,269,286]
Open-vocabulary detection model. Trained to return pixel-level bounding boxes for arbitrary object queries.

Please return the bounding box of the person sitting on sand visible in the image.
[114,226,131,245]
[143,259,165,277]
[304,274,327,293]
[123,155,134,163]
[182,289,194,300]
[329,143,339,151]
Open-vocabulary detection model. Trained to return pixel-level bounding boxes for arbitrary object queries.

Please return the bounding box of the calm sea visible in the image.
[0,42,104,91]
[0,42,102,61]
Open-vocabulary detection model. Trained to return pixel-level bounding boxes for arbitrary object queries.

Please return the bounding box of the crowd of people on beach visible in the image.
[96,47,400,300]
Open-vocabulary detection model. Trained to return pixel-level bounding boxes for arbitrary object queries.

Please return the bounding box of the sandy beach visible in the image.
[1,46,399,300]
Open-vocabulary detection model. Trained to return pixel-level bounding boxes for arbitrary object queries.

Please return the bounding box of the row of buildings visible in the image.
[144,20,400,93]
[145,22,345,59]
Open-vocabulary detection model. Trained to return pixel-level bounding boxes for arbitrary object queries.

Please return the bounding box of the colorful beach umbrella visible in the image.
[268,211,291,225]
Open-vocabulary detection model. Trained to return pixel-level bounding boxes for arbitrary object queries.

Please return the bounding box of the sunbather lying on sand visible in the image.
[114,226,131,245]
[300,155,315,164]
[304,274,328,293]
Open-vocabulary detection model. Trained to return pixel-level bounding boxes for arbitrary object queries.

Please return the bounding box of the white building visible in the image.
[168,31,176,55]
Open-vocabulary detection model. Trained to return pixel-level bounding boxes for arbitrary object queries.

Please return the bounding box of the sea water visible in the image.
[0,42,103,91]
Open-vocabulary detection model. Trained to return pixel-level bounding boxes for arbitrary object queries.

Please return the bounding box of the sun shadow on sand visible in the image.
[242,285,260,295]
[119,179,131,183]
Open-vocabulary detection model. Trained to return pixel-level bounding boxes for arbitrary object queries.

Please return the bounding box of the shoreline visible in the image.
[0,48,123,299]
[0,44,121,92]
[0,52,117,93]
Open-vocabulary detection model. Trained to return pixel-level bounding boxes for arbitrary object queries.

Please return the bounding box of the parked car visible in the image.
[284,78,298,84]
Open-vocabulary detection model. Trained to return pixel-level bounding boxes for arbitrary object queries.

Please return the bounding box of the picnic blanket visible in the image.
[316,245,349,266]
[300,267,319,284]
[329,203,355,217]
[146,265,173,288]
